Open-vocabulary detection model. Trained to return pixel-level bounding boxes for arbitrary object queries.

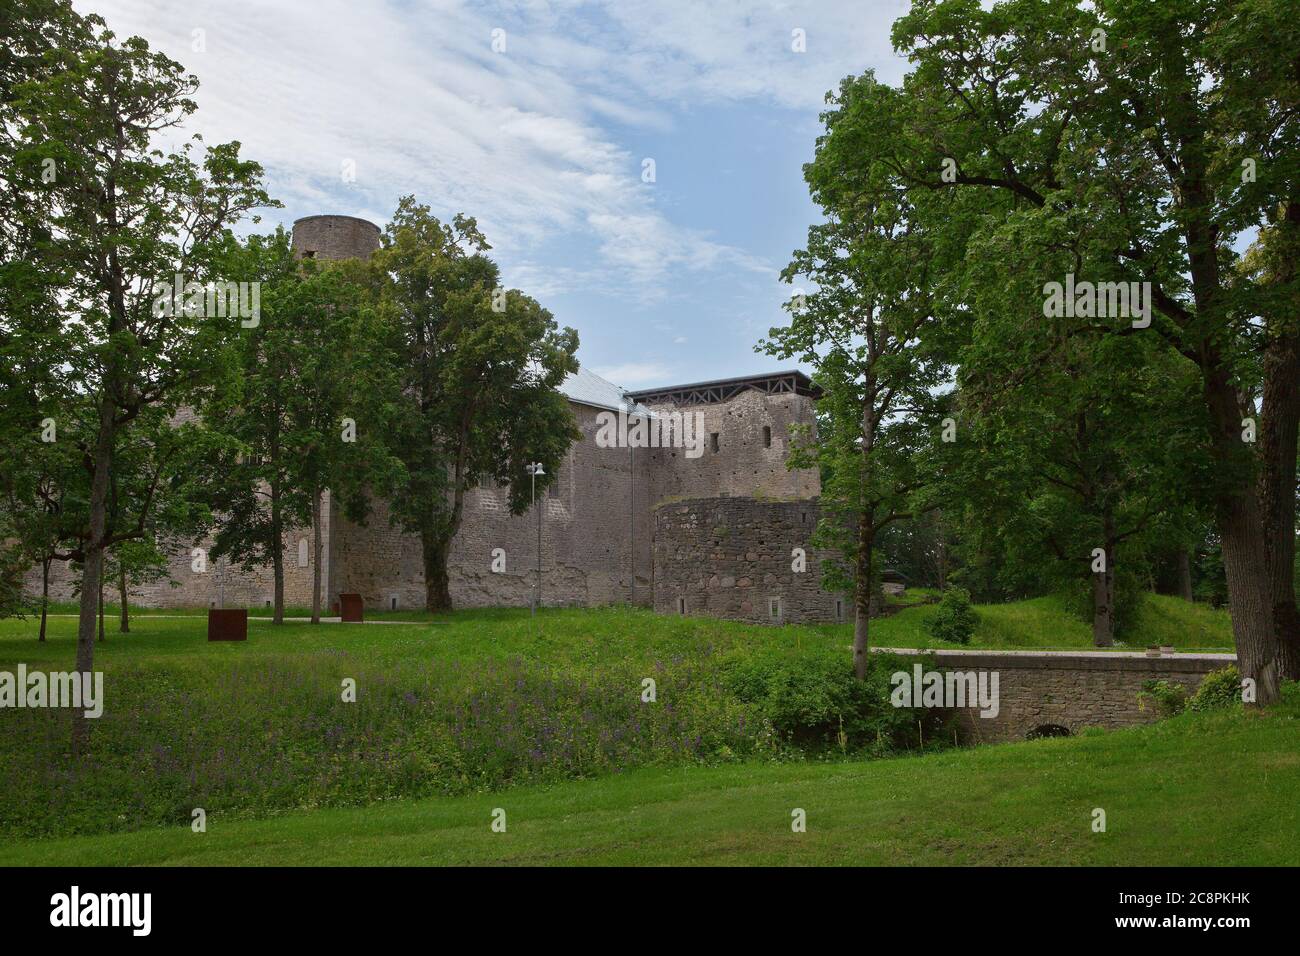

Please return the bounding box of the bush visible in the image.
[1137,678,1187,717]
[720,652,949,753]
[924,587,978,644]
[1188,665,1242,712]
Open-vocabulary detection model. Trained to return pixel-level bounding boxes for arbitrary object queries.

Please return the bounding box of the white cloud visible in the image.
[592,362,676,389]
[78,0,903,304]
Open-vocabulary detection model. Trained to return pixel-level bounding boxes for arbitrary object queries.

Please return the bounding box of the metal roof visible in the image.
[560,366,654,416]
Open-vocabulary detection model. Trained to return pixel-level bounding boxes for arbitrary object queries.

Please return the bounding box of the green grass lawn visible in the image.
[3,690,1295,867]
[0,593,1247,862]
[27,588,1237,655]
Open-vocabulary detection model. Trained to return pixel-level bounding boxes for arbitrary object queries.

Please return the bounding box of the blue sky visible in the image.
[83,0,911,389]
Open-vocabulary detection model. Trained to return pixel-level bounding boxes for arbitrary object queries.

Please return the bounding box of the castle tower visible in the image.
[291,214,381,261]
[290,215,381,615]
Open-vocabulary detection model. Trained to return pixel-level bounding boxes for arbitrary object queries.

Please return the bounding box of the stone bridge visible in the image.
[874,648,1237,742]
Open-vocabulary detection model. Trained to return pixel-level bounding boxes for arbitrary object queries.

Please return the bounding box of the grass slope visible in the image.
[0,595,1240,851]
[3,691,1296,867]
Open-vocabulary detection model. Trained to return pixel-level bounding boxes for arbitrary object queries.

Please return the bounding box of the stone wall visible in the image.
[653,497,843,624]
[291,215,381,261]
[20,210,828,618]
[880,648,1238,742]
[331,400,654,610]
[28,498,328,611]
[644,389,819,503]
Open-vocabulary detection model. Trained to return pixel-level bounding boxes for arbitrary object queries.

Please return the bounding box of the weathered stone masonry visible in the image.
[654,498,841,624]
[26,213,842,622]
[884,649,1238,742]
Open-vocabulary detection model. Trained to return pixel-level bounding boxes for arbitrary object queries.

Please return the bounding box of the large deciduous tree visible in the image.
[876,0,1299,702]
[764,75,955,679]
[0,1,272,747]
[199,231,396,624]
[372,197,580,612]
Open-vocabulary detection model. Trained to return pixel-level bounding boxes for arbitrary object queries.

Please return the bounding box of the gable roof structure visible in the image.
[625,370,819,407]
[559,366,653,416]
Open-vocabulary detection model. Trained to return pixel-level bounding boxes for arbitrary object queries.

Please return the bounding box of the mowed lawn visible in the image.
[20,588,1236,659]
[0,596,1257,866]
[3,693,1297,867]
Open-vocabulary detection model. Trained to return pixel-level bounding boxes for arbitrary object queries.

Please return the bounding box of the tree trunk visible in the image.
[935,514,948,591]
[422,532,452,612]
[853,511,875,681]
[38,557,50,642]
[1259,198,1300,680]
[270,481,284,624]
[1177,549,1194,602]
[310,488,323,625]
[851,377,880,682]
[1259,322,1300,679]
[1205,371,1280,705]
[97,575,105,643]
[1092,559,1114,647]
[73,384,116,754]
[118,562,129,632]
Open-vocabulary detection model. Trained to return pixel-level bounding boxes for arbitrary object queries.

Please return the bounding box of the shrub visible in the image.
[924,587,978,644]
[1137,678,1187,717]
[1188,665,1242,712]
[720,651,948,753]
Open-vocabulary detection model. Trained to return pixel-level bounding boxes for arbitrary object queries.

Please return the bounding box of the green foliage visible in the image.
[195,232,398,618]
[924,587,978,645]
[0,0,273,685]
[0,609,958,840]
[1138,679,1187,718]
[367,196,581,608]
[720,651,947,753]
[1188,666,1243,713]
[1060,566,1145,639]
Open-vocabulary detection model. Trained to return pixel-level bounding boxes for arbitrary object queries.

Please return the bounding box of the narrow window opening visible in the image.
[763,426,772,448]
[710,433,720,453]
[835,598,843,622]
[677,597,686,615]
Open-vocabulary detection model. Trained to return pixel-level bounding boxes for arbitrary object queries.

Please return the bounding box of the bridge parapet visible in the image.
[873,648,1237,742]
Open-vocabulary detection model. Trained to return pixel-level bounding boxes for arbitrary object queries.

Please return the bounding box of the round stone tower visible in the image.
[291,214,381,261]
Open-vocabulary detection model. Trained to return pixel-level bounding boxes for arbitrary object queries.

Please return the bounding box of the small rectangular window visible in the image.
[763,426,772,448]
[710,433,720,453]
[677,597,686,615]
[768,597,782,621]
[835,598,844,622]
[390,595,398,610]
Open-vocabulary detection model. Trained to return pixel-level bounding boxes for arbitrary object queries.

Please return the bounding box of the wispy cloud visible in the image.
[591,362,677,389]
[79,0,907,379]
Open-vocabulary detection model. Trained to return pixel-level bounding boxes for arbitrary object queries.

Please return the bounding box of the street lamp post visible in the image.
[526,462,544,614]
